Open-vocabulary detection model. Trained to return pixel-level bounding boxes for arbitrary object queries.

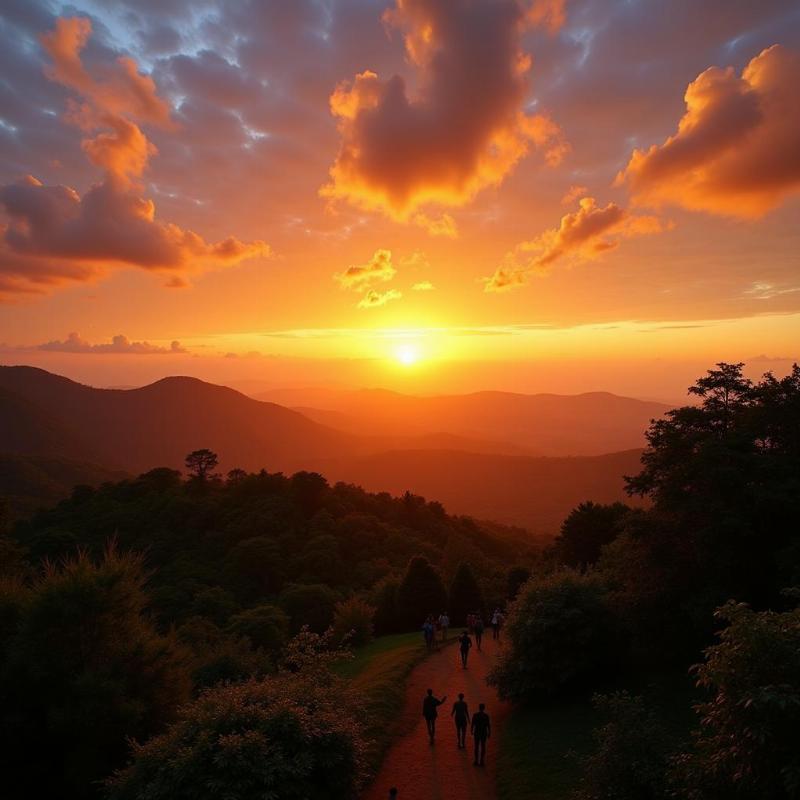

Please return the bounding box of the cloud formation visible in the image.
[619,44,800,218]
[37,331,187,354]
[335,248,396,290]
[357,288,403,308]
[484,196,666,291]
[412,280,435,291]
[0,17,267,299]
[321,0,567,221]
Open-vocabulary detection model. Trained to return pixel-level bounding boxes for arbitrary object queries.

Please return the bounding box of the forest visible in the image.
[1,363,798,799]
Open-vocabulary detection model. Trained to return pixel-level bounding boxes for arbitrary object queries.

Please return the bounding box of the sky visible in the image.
[0,0,798,401]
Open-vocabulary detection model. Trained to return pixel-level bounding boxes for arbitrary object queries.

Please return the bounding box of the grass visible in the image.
[496,672,698,800]
[334,631,444,775]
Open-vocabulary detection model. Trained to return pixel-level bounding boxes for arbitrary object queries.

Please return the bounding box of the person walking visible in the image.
[388,789,398,800]
[471,703,491,766]
[491,609,501,640]
[422,688,447,744]
[422,618,434,651]
[474,614,484,651]
[450,693,470,749]
[458,629,473,669]
[439,611,450,641]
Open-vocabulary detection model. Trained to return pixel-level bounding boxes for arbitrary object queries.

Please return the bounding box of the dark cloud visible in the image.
[37,332,187,354]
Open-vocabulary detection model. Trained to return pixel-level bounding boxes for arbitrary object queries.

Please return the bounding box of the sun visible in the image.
[394,344,420,366]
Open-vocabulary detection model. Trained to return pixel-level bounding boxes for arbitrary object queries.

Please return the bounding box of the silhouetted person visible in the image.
[422,688,447,744]
[491,609,503,640]
[439,611,450,641]
[422,618,434,650]
[450,692,470,749]
[458,629,473,668]
[389,788,398,800]
[471,703,491,766]
[474,615,484,651]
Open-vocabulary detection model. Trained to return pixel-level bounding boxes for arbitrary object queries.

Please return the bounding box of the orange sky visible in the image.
[1,0,798,398]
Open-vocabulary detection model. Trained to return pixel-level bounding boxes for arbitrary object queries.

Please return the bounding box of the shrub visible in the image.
[227,604,290,653]
[672,600,800,800]
[0,546,190,800]
[487,570,618,701]
[574,692,672,800]
[110,631,367,800]
[333,596,375,646]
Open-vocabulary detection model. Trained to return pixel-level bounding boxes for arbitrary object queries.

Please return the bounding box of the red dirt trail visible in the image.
[361,634,510,800]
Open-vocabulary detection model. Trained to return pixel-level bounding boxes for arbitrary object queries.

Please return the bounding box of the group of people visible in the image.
[423,608,505,653]
[422,689,492,766]
[422,613,449,650]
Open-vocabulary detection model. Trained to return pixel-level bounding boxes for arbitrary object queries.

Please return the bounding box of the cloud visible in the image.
[36,332,187,354]
[335,248,396,290]
[618,45,800,218]
[357,288,403,308]
[0,17,267,300]
[321,0,567,220]
[561,184,588,205]
[412,280,435,291]
[412,212,458,238]
[483,196,667,291]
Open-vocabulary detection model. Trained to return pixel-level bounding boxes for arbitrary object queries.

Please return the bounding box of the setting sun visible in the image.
[394,344,421,366]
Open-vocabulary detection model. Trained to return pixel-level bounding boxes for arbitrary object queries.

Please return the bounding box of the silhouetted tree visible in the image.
[184,448,218,481]
[507,566,531,600]
[397,555,447,628]
[448,562,484,625]
[554,501,630,569]
[371,575,402,634]
[279,583,338,633]
[332,596,375,646]
[227,604,289,652]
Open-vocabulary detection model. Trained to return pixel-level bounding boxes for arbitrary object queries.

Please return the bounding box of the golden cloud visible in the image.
[484,196,667,291]
[357,288,403,308]
[321,0,567,222]
[335,248,396,290]
[618,45,800,218]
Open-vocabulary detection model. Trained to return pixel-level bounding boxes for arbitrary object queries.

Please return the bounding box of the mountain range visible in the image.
[0,365,662,530]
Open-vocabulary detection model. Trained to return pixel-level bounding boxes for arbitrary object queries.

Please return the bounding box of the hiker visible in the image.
[422,688,447,744]
[466,612,474,632]
[388,789,398,800]
[422,618,434,650]
[491,608,502,640]
[474,614,485,651]
[450,692,470,749]
[471,703,491,766]
[439,611,450,641]
[458,629,473,668]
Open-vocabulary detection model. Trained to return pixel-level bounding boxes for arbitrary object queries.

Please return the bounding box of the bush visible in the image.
[227,604,290,653]
[673,600,800,800]
[487,570,618,701]
[279,583,338,633]
[110,633,367,800]
[0,547,190,799]
[332,596,375,646]
[574,692,672,800]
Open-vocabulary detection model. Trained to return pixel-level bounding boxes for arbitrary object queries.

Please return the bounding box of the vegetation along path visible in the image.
[362,633,510,800]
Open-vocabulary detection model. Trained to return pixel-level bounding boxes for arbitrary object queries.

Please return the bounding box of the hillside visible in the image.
[0,366,646,532]
[256,387,670,456]
[316,448,645,531]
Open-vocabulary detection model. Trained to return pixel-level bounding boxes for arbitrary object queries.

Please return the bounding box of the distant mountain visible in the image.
[0,366,353,474]
[256,387,670,457]
[0,366,649,532]
[313,448,644,532]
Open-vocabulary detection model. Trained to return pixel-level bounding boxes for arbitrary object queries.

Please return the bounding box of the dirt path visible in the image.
[362,633,510,800]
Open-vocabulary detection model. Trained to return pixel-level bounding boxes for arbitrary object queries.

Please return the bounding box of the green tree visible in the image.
[673,600,800,799]
[371,575,402,634]
[448,562,484,625]
[397,555,447,629]
[488,570,618,701]
[507,565,531,600]
[554,501,630,569]
[332,596,375,646]
[184,448,219,481]
[0,546,190,799]
[279,583,338,633]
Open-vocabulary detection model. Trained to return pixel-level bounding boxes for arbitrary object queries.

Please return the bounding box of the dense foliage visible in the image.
[0,547,190,800]
[109,630,368,800]
[488,570,618,700]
